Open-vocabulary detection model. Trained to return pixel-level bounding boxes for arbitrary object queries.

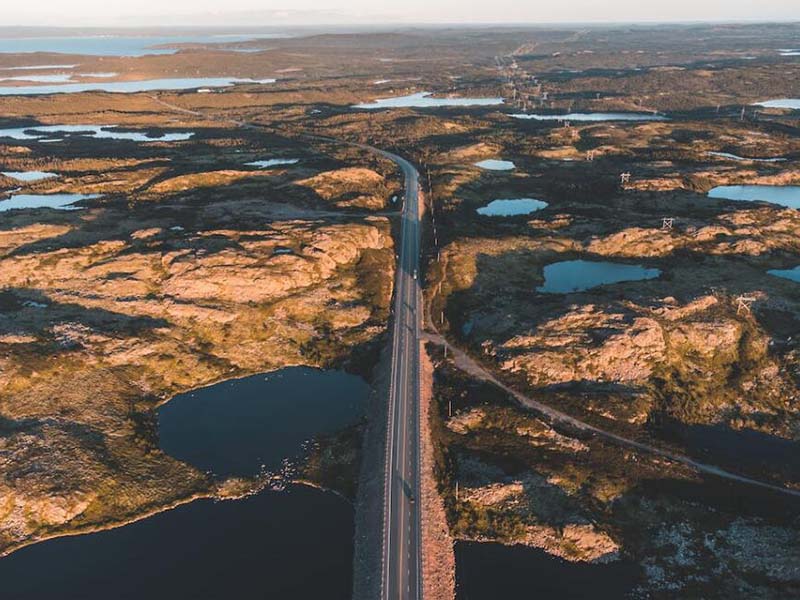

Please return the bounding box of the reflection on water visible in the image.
[512,112,667,122]
[708,185,800,208]
[0,193,99,212]
[537,260,660,293]
[353,92,504,109]
[0,77,276,96]
[477,198,547,216]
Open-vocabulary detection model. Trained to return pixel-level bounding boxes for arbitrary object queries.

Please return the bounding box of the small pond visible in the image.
[246,158,300,169]
[474,159,516,171]
[477,198,547,216]
[537,260,660,293]
[708,185,800,208]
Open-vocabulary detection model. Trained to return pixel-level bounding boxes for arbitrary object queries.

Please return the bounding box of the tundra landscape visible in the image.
[0,21,799,600]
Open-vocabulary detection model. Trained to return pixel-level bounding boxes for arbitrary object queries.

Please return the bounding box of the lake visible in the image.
[0,125,195,143]
[537,260,660,293]
[474,159,516,171]
[754,99,800,109]
[0,77,276,96]
[768,265,800,283]
[246,158,300,169]
[477,198,547,216]
[0,486,355,600]
[511,112,666,122]
[1,170,58,182]
[0,367,369,599]
[158,367,369,477]
[0,193,99,212]
[707,152,786,163]
[707,185,800,208]
[456,542,641,600]
[353,92,504,109]
[0,33,289,57]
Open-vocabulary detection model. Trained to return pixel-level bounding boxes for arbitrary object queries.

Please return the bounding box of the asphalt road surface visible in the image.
[379,150,422,600]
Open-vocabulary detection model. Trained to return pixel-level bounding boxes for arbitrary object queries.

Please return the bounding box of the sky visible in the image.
[3,0,800,27]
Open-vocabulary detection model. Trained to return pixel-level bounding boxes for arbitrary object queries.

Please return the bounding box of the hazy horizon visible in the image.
[4,1,800,28]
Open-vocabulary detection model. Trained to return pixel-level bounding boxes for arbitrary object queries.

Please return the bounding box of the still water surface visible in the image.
[0,77,276,96]
[0,193,99,211]
[708,185,800,208]
[354,92,504,109]
[512,112,666,122]
[0,367,369,599]
[477,198,547,216]
[537,260,660,293]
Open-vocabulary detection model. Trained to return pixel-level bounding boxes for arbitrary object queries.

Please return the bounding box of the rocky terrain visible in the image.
[1,21,799,599]
[0,110,396,554]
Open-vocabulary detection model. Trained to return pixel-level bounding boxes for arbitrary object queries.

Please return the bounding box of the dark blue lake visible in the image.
[158,367,369,477]
[456,542,641,599]
[0,486,354,600]
[0,367,369,599]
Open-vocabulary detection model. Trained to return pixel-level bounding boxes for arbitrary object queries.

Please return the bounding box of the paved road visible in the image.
[377,150,422,600]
